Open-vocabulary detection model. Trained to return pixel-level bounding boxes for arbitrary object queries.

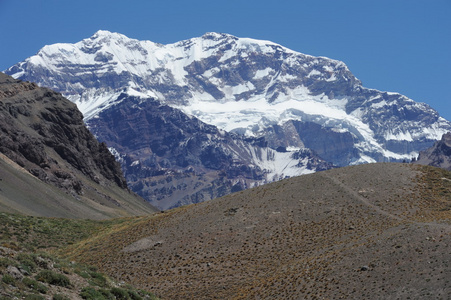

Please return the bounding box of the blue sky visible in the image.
[1,0,450,120]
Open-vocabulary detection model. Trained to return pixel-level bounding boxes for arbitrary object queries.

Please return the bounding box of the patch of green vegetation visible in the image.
[0,212,118,251]
[111,287,131,299]
[24,294,45,300]
[79,286,156,300]
[17,253,38,273]
[2,274,15,285]
[52,294,71,300]
[0,212,159,299]
[88,270,108,287]
[35,270,71,287]
[0,257,17,269]
[80,286,107,299]
[22,277,48,294]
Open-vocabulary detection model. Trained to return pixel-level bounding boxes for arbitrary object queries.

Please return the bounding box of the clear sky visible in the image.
[1,0,450,120]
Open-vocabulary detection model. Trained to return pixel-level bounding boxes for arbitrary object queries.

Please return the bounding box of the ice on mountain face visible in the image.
[308,69,322,77]
[5,30,451,167]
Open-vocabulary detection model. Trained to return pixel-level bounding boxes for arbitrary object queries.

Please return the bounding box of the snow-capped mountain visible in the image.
[86,94,331,209]
[7,30,450,165]
[5,30,451,207]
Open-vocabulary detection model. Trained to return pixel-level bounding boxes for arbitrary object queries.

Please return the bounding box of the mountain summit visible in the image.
[6,30,449,164]
[5,31,451,208]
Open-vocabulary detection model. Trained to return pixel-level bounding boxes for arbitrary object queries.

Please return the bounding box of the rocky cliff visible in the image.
[0,73,157,218]
[415,132,451,170]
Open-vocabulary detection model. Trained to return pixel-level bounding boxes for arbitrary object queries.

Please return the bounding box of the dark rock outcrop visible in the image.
[0,73,127,192]
[0,73,157,218]
[415,132,451,170]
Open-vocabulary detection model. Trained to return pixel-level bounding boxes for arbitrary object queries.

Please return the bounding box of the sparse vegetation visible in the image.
[22,277,48,294]
[24,295,45,300]
[1,163,450,299]
[35,270,71,287]
[79,286,107,299]
[0,213,159,299]
[2,274,15,285]
[52,295,71,300]
[0,212,117,251]
[61,163,451,299]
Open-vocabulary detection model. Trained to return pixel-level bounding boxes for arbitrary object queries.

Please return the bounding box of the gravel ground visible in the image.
[66,163,451,299]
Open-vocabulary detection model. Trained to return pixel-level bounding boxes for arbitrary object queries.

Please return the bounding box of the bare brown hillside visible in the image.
[64,163,451,299]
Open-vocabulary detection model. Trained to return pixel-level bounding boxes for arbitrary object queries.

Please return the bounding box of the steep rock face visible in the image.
[5,31,450,167]
[0,73,126,191]
[0,73,157,218]
[88,95,332,209]
[415,132,451,170]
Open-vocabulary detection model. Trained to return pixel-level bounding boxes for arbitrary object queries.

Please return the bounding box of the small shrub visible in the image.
[111,287,130,299]
[54,259,72,274]
[77,270,90,279]
[53,294,71,300]
[88,265,98,272]
[127,289,143,300]
[22,277,48,294]
[89,271,108,287]
[20,259,37,273]
[35,270,71,287]
[24,295,45,300]
[17,253,38,273]
[0,257,16,268]
[2,274,15,285]
[80,286,107,300]
[99,288,115,299]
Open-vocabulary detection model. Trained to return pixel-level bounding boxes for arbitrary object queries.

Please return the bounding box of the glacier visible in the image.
[5,30,451,167]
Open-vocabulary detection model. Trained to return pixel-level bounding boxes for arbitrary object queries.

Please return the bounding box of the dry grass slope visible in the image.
[63,163,451,299]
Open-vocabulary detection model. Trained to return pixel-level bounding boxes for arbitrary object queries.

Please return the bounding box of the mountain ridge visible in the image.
[6,30,449,164]
[5,30,451,208]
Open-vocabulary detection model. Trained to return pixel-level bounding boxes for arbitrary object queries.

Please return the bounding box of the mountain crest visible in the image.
[4,31,451,207]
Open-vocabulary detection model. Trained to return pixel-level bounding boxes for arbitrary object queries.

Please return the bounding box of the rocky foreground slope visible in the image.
[0,73,157,219]
[64,163,451,299]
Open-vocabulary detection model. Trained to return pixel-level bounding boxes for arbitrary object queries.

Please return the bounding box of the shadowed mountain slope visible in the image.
[0,73,157,219]
[88,94,332,210]
[415,131,451,170]
[64,163,451,299]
